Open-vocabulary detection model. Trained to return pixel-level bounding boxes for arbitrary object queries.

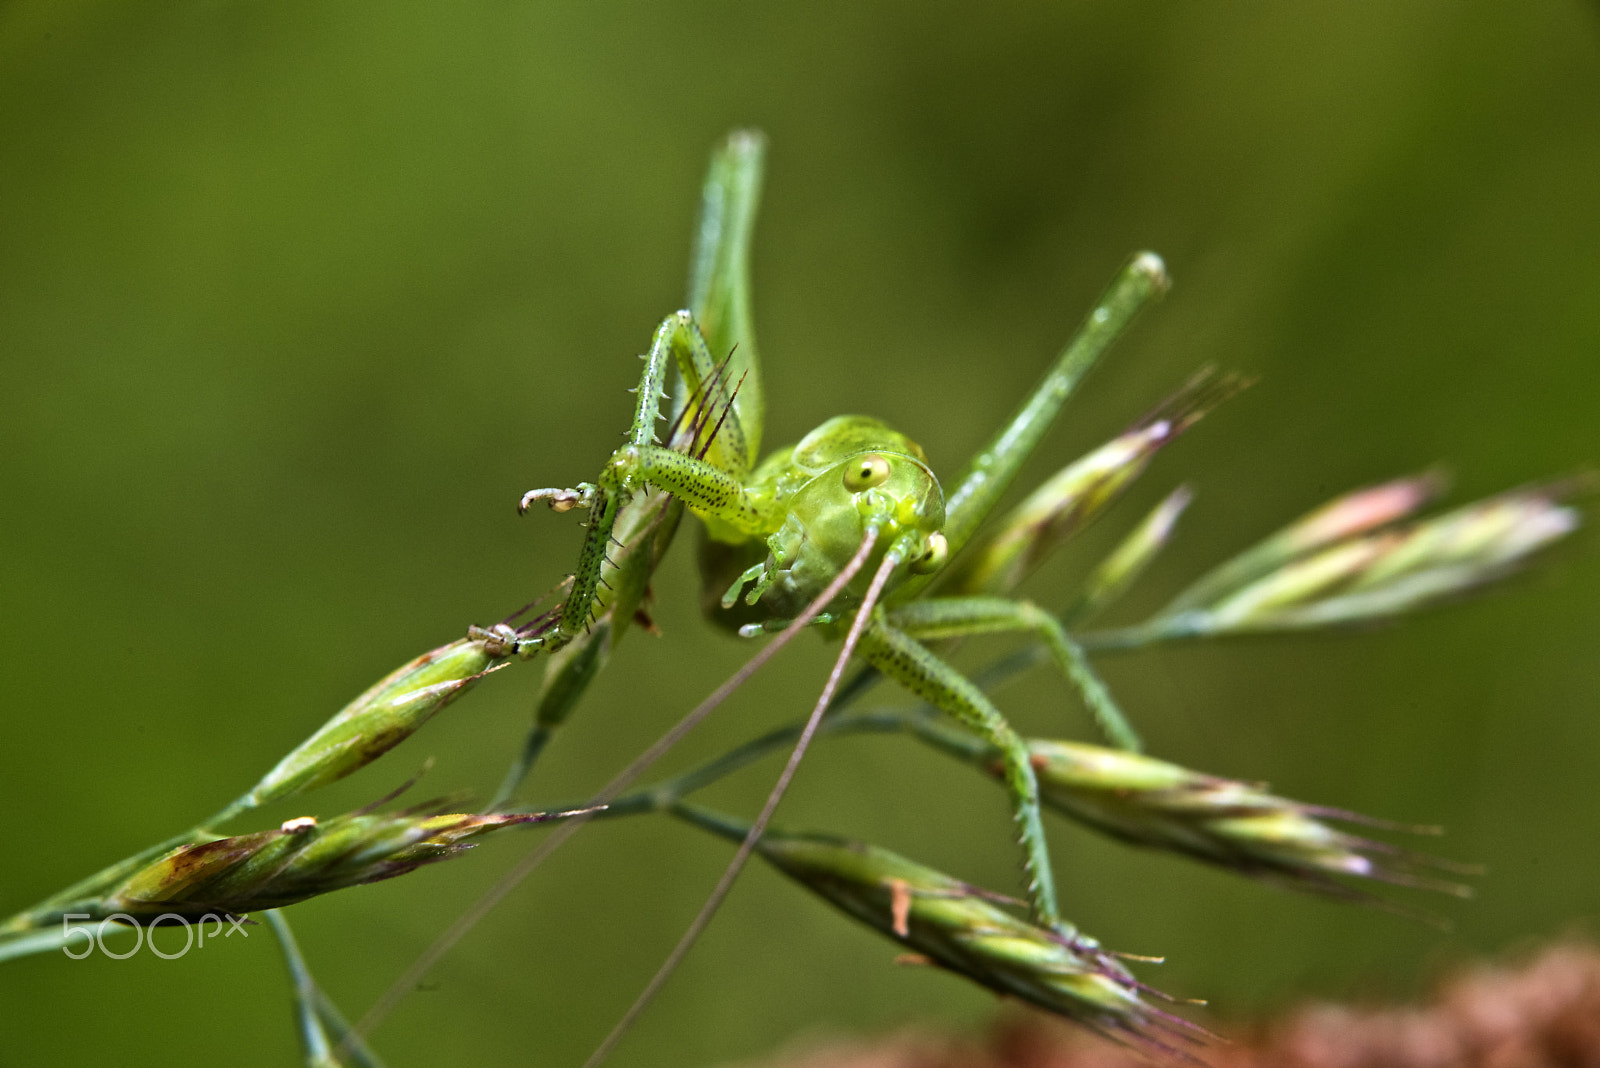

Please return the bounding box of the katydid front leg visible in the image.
[515,310,757,652]
[489,132,767,806]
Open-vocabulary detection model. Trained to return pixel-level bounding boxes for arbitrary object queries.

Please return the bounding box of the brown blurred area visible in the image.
[742,942,1600,1068]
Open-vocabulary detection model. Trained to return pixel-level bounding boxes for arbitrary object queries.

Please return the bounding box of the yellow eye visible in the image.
[909,532,948,574]
[842,454,892,492]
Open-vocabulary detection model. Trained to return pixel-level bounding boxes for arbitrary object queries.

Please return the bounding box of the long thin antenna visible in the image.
[581,530,899,1068]
[347,530,882,1054]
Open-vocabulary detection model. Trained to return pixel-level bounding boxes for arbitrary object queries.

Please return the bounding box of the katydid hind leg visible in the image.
[889,254,1169,609]
[684,129,766,465]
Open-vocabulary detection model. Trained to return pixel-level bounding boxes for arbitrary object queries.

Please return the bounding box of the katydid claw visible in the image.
[519,484,597,515]
[469,623,522,658]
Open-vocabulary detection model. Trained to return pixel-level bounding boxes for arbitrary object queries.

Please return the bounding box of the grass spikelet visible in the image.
[93,802,585,922]
[673,803,1207,1057]
[1023,740,1475,906]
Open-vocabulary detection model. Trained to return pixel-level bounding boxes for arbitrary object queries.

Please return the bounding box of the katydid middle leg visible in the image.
[887,596,1142,752]
[855,612,1067,931]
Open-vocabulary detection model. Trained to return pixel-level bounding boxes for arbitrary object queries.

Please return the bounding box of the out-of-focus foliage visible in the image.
[0,4,1595,1067]
[740,940,1600,1068]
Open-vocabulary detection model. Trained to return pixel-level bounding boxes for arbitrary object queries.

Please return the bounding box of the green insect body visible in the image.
[706,415,948,622]
[522,339,947,641]
[497,133,1167,936]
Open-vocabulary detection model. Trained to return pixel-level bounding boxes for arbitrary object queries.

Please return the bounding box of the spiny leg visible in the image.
[488,136,770,813]
[663,346,740,459]
[514,310,759,650]
[685,129,766,459]
[660,316,754,476]
[855,614,1062,930]
[491,355,750,801]
[888,595,1141,752]
[561,314,751,633]
[490,333,753,805]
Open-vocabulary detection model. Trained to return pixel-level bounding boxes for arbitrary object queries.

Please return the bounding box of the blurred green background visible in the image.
[2,3,1597,1066]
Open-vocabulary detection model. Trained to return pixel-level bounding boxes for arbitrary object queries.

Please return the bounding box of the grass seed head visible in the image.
[102,803,566,920]
[1158,483,1578,635]
[245,636,509,806]
[1160,473,1446,616]
[948,369,1241,597]
[750,824,1203,1054]
[1023,740,1474,905]
[1066,485,1194,624]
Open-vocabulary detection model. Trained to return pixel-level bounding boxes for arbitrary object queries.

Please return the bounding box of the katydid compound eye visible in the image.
[909,532,948,574]
[842,454,892,492]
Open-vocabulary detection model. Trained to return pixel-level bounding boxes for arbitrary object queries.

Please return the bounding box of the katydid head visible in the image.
[833,450,947,578]
[748,417,947,614]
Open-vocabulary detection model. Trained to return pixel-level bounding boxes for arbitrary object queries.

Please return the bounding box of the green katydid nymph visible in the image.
[491,133,1168,947]
[418,130,1556,1067]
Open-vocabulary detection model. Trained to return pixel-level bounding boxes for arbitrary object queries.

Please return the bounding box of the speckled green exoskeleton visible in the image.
[489,130,1167,933]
